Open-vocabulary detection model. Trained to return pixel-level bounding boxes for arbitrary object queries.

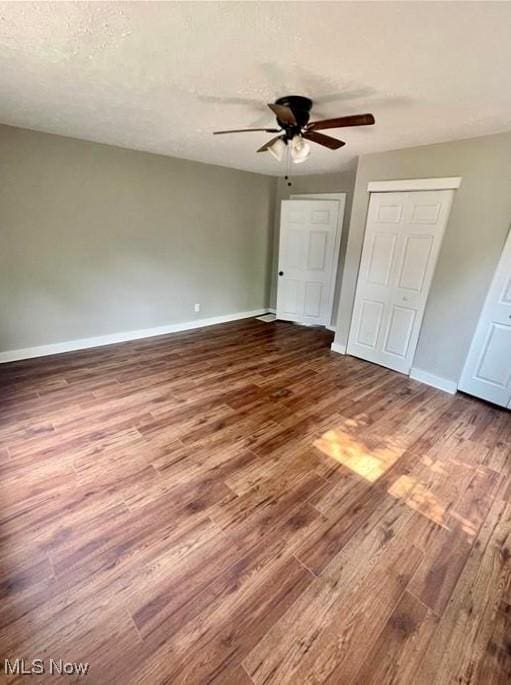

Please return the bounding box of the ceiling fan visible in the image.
[213,95,375,164]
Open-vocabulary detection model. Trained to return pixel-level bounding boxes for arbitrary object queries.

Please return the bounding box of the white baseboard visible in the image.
[330,341,346,354]
[0,308,268,364]
[409,367,458,395]
[326,324,336,332]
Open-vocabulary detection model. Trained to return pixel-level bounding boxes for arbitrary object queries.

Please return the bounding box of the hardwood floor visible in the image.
[0,317,510,684]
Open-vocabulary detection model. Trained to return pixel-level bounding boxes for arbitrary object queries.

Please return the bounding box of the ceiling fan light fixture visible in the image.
[267,137,286,162]
[290,135,311,164]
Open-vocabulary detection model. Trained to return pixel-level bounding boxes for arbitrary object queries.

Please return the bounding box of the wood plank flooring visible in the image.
[0,317,510,684]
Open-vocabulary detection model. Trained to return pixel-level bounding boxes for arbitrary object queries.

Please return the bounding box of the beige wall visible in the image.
[334,131,511,384]
[269,168,357,325]
[0,124,276,353]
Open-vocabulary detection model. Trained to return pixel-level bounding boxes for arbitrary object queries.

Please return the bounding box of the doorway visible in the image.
[276,196,344,327]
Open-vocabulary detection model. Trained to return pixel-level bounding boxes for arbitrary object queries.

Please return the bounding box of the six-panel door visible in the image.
[276,200,339,326]
[347,190,454,374]
[459,230,511,407]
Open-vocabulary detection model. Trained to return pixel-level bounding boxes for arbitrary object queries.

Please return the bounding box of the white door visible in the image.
[347,190,454,374]
[276,200,340,326]
[459,230,511,408]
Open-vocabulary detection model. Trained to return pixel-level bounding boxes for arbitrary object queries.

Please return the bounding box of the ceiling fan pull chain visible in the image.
[285,145,292,187]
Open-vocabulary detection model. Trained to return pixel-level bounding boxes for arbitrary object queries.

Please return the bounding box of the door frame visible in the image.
[289,192,346,330]
[346,177,462,378]
[367,177,462,193]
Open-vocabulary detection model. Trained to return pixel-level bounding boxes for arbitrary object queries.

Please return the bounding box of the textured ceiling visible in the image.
[0,1,510,176]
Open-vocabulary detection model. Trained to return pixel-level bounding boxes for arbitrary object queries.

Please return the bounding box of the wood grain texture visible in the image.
[0,318,510,684]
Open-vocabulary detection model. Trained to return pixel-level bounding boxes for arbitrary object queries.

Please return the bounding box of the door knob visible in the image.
[279,271,284,276]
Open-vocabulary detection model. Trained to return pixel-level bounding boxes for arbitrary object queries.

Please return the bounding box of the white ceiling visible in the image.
[0,1,510,176]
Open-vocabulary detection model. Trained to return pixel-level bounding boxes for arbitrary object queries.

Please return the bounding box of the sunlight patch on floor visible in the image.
[314,427,465,531]
[388,475,449,528]
[449,509,479,538]
[313,429,402,483]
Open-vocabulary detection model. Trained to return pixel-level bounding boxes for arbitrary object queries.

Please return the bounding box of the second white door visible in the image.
[458,229,511,408]
[347,190,454,374]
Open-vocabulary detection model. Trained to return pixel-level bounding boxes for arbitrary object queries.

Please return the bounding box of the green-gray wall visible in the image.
[269,169,357,325]
[0,124,276,353]
[334,131,511,384]
[5,120,511,386]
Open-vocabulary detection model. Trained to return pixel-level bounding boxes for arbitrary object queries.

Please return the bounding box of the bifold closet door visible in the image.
[459,230,511,408]
[347,190,454,374]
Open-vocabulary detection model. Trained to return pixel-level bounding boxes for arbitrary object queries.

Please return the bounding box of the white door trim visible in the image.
[368,177,462,193]
[290,192,346,328]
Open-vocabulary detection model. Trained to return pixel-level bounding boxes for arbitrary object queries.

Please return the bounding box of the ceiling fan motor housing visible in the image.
[275,95,313,137]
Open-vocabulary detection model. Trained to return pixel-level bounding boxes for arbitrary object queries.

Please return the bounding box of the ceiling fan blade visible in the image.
[213,127,281,135]
[303,131,345,150]
[307,113,375,131]
[268,103,297,126]
[257,136,284,153]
